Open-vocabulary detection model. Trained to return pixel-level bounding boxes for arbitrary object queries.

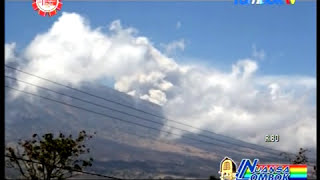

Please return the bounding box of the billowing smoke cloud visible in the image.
[5,43,17,63]
[160,39,185,55]
[5,12,316,153]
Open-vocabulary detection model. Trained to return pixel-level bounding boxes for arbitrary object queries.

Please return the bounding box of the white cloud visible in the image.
[176,21,182,29]
[140,89,167,105]
[6,12,316,153]
[160,39,185,55]
[252,44,265,60]
[5,43,17,63]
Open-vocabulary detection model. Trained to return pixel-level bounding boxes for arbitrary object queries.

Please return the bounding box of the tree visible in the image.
[280,148,308,164]
[5,130,95,180]
[280,148,317,179]
[312,165,317,178]
[292,148,308,164]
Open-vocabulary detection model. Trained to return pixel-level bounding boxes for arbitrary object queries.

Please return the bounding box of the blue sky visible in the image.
[5,1,316,76]
[5,1,317,153]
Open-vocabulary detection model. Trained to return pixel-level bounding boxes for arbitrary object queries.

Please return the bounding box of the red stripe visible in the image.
[56,2,62,10]
[48,10,57,17]
[38,10,46,16]
[290,167,308,169]
[32,2,38,10]
[289,165,308,168]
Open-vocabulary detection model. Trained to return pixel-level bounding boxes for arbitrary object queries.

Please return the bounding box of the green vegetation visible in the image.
[5,130,94,180]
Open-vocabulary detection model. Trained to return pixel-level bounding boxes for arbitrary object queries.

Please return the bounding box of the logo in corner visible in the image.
[218,157,308,180]
[32,0,63,17]
[219,157,237,180]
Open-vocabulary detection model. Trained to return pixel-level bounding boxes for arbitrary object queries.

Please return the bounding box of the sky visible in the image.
[5,1,317,153]
[5,1,316,76]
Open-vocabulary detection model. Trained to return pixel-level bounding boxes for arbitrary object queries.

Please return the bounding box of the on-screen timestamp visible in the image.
[265,134,280,142]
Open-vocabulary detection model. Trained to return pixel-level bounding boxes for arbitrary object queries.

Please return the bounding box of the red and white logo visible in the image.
[32,0,63,17]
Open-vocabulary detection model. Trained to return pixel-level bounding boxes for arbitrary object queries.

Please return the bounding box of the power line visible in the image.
[5,85,240,149]
[4,83,221,169]
[4,82,221,173]
[4,78,217,152]
[4,65,233,140]
[4,84,283,160]
[4,65,281,155]
[5,155,121,179]
[5,64,273,152]
[5,75,246,147]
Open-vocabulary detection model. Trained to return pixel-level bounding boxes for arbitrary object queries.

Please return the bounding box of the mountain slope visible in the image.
[5,83,296,178]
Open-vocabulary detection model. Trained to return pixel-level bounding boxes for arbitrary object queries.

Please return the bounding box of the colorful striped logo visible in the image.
[219,157,308,180]
[289,165,308,180]
[242,165,307,180]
